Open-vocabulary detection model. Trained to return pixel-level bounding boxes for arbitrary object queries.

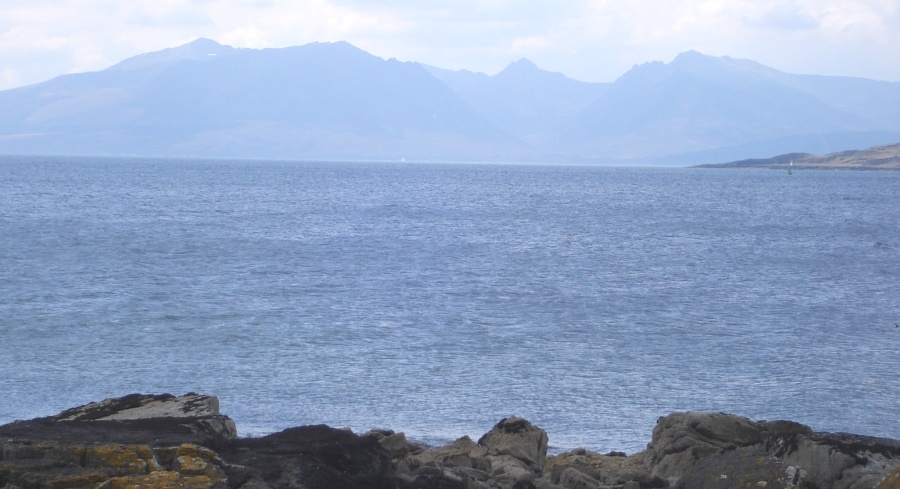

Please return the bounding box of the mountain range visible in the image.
[1,38,899,164]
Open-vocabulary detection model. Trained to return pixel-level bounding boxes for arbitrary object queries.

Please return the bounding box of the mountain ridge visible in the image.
[107,37,241,72]
[551,48,899,162]
[1,38,898,164]
[0,40,533,162]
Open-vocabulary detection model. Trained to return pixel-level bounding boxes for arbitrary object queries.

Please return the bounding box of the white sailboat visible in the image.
[788,160,793,175]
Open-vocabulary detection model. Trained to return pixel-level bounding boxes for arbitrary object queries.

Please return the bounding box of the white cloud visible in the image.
[1,0,898,91]
[744,4,819,31]
[543,0,900,82]
[1,66,20,88]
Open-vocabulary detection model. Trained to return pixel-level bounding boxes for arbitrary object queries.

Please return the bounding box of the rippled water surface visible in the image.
[1,156,898,452]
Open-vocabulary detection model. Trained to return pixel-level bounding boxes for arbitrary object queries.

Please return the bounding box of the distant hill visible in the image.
[1,40,900,163]
[694,142,900,170]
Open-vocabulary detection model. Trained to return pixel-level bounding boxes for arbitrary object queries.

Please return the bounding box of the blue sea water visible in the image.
[1,155,898,453]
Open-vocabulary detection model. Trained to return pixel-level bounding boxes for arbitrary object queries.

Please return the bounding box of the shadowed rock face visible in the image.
[221,425,395,489]
[1,395,897,489]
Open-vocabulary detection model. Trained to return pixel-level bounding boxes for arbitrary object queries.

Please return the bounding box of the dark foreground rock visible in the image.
[1,394,897,489]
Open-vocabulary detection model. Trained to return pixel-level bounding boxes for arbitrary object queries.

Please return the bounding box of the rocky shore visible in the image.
[1,393,897,489]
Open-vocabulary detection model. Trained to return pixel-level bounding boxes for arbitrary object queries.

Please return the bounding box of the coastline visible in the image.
[691,142,900,170]
[2,393,898,489]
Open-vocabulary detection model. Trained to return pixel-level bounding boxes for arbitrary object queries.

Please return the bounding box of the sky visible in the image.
[1,0,899,91]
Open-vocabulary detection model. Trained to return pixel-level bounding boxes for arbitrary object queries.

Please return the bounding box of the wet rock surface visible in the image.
[1,395,897,489]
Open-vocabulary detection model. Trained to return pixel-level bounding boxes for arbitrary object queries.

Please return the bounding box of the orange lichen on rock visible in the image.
[85,444,161,475]
[97,470,185,489]
[877,466,900,489]
[172,444,228,486]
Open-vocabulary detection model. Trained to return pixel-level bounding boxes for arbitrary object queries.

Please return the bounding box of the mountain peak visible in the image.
[617,49,780,85]
[108,38,237,72]
[673,49,706,61]
[183,37,224,50]
[670,50,779,78]
[499,58,540,75]
[511,58,538,68]
[494,58,572,83]
[670,50,722,69]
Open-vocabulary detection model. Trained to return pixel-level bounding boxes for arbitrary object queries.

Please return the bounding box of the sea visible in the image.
[1,155,898,453]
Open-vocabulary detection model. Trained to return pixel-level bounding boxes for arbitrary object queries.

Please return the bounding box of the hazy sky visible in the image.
[2,0,899,90]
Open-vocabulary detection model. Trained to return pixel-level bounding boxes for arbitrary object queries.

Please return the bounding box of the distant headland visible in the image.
[693,142,900,171]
